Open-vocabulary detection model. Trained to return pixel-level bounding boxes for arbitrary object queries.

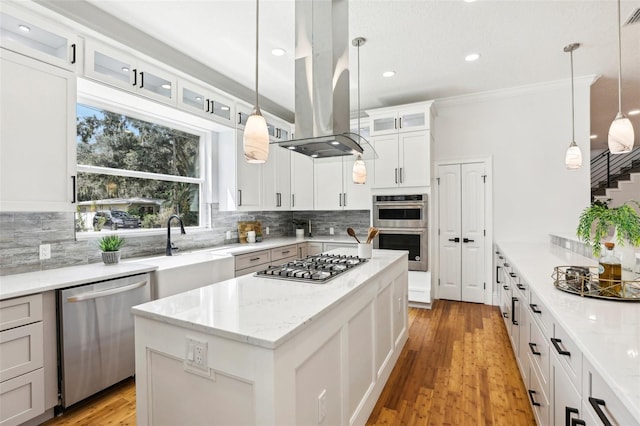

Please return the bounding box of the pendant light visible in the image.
[608,0,635,154]
[243,0,269,163]
[352,37,366,184]
[564,43,582,170]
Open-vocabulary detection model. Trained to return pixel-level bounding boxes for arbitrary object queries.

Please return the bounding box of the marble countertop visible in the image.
[132,249,406,349]
[0,262,158,300]
[202,236,357,256]
[497,241,640,422]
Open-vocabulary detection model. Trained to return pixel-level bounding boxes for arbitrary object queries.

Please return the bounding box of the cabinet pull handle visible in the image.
[565,407,580,426]
[511,296,518,325]
[238,190,242,206]
[394,118,397,129]
[463,237,475,243]
[132,69,137,86]
[205,99,210,113]
[238,112,242,125]
[529,342,541,356]
[399,167,403,183]
[250,257,261,262]
[399,117,402,128]
[529,303,542,314]
[527,390,541,407]
[588,397,613,426]
[509,272,516,278]
[571,419,586,426]
[551,338,571,356]
[292,194,295,207]
[139,72,145,88]
[496,266,501,283]
[449,237,460,243]
[339,193,342,207]
[395,168,398,184]
[282,250,290,254]
[503,285,509,290]
[71,43,76,64]
[276,192,281,207]
[499,256,504,260]
[71,175,76,203]
[504,262,510,267]
[517,283,526,290]
[502,312,508,319]
[343,193,347,207]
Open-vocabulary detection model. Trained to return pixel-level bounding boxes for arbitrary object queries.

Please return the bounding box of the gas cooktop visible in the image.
[254,254,368,284]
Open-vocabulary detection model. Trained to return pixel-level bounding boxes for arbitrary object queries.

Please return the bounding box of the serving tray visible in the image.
[552,266,640,301]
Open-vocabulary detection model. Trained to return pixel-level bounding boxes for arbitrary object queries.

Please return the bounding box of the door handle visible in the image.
[448,238,460,243]
[463,238,475,243]
[67,280,147,302]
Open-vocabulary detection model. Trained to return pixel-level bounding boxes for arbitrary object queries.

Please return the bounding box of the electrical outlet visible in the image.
[185,337,208,371]
[329,227,334,235]
[265,226,270,235]
[39,244,51,260]
[225,230,232,239]
[317,389,327,424]
[565,240,571,249]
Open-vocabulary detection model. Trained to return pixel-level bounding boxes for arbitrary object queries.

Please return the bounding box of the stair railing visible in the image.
[591,147,640,194]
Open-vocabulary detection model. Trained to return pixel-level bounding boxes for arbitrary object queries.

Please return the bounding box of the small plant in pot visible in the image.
[98,235,125,265]
[576,199,640,258]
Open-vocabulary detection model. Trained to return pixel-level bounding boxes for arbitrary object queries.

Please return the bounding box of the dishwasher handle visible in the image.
[66,280,148,302]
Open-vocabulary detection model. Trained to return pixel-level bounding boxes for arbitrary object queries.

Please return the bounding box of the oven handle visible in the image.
[66,280,147,302]
[373,202,427,208]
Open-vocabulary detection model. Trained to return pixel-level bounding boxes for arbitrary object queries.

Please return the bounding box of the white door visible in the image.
[438,162,486,302]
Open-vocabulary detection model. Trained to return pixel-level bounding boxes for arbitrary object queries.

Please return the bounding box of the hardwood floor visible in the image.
[42,300,534,426]
[367,300,535,426]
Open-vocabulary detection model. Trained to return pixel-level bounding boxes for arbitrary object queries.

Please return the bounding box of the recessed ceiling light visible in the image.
[121,66,130,72]
[629,109,640,116]
[161,84,171,90]
[18,24,30,32]
[382,71,396,78]
[271,48,286,57]
[590,134,598,139]
[331,141,340,145]
[465,53,480,62]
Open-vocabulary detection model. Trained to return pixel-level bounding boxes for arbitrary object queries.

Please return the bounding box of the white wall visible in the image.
[433,76,596,243]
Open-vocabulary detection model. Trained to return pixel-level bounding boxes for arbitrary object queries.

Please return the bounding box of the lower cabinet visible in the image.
[551,350,582,426]
[582,357,636,425]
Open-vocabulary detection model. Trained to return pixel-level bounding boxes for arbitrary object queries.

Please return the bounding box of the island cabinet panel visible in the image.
[133,251,409,426]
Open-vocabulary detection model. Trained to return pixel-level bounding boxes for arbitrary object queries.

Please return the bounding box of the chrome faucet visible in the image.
[166,214,186,256]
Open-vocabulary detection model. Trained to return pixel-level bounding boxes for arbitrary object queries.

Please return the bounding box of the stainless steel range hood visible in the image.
[277,0,371,159]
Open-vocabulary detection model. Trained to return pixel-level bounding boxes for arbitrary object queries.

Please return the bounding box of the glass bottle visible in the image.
[599,242,622,297]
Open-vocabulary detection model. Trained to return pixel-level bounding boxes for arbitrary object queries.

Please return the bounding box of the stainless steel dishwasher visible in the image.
[57,273,151,409]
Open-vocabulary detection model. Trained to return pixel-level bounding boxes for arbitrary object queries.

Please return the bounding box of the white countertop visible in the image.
[204,236,356,255]
[498,241,640,422]
[131,249,406,349]
[0,262,157,300]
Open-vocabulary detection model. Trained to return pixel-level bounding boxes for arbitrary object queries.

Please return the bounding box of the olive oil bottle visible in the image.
[599,242,621,297]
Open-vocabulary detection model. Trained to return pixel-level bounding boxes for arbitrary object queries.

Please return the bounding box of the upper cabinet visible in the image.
[367,101,434,189]
[0,49,77,212]
[177,80,234,126]
[84,40,177,105]
[263,145,292,210]
[368,102,431,137]
[0,5,81,72]
[314,157,371,211]
[291,152,314,211]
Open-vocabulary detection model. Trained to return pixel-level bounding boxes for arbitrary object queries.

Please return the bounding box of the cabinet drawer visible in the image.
[527,317,550,397]
[307,242,323,256]
[0,367,44,426]
[234,250,270,271]
[528,361,550,426]
[0,294,43,331]
[551,322,582,392]
[582,357,637,425]
[235,262,272,278]
[528,290,552,338]
[0,322,43,382]
[270,244,297,263]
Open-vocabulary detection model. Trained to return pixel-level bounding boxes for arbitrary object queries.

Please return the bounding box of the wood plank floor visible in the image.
[43,300,534,426]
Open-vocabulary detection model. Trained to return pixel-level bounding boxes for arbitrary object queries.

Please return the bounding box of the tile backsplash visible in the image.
[0,207,370,276]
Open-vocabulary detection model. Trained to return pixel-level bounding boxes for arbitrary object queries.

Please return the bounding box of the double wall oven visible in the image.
[373,194,428,271]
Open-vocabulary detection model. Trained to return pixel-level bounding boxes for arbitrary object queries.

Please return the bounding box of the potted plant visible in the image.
[292,219,307,238]
[98,235,125,265]
[576,199,640,258]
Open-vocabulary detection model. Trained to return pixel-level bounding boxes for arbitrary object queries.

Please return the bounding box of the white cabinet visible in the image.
[368,102,431,137]
[0,49,76,212]
[84,40,177,105]
[551,350,583,426]
[177,79,234,126]
[0,4,80,72]
[0,294,46,426]
[582,357,636,426]
[291,152,314,211]
[218,129,262,211]
[314,157,371,210]
[367,101,433,190]
[262,145,291,210]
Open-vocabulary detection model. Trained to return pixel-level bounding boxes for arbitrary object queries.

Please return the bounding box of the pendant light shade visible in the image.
[352,37,366,184]
[564,43,582,170]
[608,0,635,154]
[243,0,269,163]
[352,154,366,184]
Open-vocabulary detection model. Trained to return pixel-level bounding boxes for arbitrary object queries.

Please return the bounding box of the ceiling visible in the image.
[41,0,640,152]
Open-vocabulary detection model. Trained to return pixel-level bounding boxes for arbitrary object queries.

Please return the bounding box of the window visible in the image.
[75,103,205,233]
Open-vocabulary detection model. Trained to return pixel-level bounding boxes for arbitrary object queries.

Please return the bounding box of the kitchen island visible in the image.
[132,249,408,426]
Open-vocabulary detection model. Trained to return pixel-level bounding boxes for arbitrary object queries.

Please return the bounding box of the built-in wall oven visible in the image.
[373,194,428,271]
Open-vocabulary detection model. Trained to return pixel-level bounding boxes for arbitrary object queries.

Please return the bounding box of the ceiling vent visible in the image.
[625,8,640,25]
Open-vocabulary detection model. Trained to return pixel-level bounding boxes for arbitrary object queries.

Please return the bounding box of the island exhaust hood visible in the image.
[276,0,372,159]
